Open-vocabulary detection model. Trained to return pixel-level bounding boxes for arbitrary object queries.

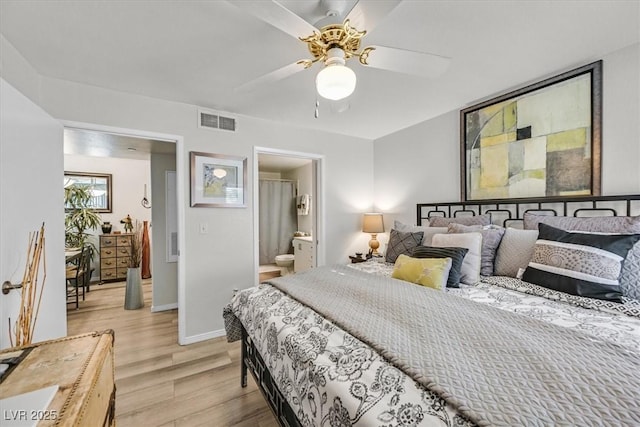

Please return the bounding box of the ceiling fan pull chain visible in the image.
[315,99,320,119]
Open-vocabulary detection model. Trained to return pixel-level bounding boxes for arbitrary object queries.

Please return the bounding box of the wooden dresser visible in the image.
[100,233,132,282]
[0,331,115,426]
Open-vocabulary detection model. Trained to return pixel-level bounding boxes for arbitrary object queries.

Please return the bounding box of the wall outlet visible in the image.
[199,223,208,234]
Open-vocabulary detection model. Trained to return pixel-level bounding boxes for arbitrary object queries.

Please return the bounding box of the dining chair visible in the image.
[82,246,95,293]
[66,246,86,309]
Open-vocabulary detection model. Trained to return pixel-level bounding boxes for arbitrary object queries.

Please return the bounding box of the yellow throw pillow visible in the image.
[391,254,452,290]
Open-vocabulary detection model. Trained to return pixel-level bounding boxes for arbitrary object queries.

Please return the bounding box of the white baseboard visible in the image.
[150,302,178,312]
[180,328,226,345]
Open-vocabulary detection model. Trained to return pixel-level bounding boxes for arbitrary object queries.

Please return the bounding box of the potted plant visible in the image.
[64,183,102,251]
[124,221,144,310]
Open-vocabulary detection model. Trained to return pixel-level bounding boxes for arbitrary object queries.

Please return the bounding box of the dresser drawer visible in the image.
[101,268,118,280]
[116,268,129,279]
[100,247,117,259]
[116,235,132,246]
[101,258,117,269]
[100,236,116,247]
[116,257,130,268]
[116,246,131,257]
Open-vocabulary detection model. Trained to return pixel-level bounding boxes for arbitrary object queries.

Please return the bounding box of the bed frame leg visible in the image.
[241,327,248,388]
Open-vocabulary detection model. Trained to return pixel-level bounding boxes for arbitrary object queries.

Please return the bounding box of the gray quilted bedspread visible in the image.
[268,265,640,427]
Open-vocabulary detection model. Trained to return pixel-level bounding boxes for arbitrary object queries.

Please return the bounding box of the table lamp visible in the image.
[362,213,384,256]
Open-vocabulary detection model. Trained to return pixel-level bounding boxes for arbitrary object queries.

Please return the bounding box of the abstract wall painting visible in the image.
[190,151,247,207]
[460,61,602,202]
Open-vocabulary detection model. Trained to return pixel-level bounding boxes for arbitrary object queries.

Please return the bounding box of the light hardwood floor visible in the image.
[67,281,278,427]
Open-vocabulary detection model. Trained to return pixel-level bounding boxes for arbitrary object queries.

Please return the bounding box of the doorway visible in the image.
[61,121,186,343]
[254,147,324,283]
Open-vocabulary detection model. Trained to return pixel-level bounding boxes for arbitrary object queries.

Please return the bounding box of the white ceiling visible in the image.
[259,153,312,173]
[1,1,638,140]
[64,128,176,160]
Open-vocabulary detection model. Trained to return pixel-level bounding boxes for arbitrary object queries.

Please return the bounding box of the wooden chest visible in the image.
[0,331,115,426]
[100,234,132,282]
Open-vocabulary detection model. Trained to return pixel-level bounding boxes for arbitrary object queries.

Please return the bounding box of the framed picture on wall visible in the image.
[460,60,602,202]
[190,151,247,208]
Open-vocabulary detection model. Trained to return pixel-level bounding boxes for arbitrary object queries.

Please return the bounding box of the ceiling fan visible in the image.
[232,0,451,101]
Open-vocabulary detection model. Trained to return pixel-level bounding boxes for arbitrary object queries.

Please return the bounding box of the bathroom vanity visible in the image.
[293,236,313,273]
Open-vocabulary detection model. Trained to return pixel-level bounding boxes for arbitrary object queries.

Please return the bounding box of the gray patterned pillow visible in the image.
[429,214,491,227]
[523,213,640,233]
[523,213,640,300]
[494,228,539,277]
[385,230,424,263]
[393,220,447,246]
[448,223,506,276]
[621,250,640,300]
[522,224,640,302]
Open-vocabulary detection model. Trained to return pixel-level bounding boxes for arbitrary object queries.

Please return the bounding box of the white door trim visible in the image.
[60,120,187,345]
[253,146,325,284]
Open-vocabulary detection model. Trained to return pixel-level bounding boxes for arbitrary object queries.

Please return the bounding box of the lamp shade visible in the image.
[362,213,384,233]
[316,63,356,101]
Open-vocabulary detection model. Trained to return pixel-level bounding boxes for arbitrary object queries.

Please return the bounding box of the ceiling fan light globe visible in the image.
[316,64,356,101]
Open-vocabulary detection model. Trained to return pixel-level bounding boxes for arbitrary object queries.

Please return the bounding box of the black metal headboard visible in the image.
[417,195,640,228]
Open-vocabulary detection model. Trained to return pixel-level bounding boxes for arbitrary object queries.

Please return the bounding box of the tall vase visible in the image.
[124,267,144,310]
[141,220,151,279]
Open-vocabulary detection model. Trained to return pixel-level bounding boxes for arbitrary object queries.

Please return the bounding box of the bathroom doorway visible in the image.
[254,148,323,283]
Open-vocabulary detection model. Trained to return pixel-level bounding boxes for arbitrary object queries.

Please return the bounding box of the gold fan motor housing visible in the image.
[298,20,375,68]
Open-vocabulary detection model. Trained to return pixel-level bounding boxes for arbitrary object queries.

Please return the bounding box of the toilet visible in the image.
[275,254,295,275]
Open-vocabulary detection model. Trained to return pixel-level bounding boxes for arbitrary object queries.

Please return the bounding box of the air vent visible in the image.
[219,116,236,131]
[198,108,237,132]
[200,113,218,128]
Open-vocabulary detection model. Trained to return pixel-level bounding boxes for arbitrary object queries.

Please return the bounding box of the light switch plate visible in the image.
[199,223,208,234]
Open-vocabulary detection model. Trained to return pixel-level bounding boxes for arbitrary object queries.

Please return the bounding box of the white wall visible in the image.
[64,155,152,279]
[0,78,65,349]
[0,35,41,107]
[374,43,640,239]
[35,77,374,342]
[601,43,640,192]
[150,153,178,311]
[283,162,314,235]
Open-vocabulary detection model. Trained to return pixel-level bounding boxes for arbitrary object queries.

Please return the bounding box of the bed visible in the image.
[224,194,640,426]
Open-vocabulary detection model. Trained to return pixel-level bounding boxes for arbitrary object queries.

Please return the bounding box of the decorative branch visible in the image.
[129,221,143,268]
[13,223,47,347]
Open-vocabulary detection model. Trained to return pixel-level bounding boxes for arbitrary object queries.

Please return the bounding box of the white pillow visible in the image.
[431,232,482,285]
[393,220,447,246]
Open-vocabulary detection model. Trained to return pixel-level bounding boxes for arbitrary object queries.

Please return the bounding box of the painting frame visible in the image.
[190,151,247,208]
[64,171,113,213]
[460,61,602,203]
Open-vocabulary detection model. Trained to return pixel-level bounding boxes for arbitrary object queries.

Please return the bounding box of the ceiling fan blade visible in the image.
[230,0,318,40]
[235,61,307,93]
[344,0,401,33]
[362,45,451,78]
